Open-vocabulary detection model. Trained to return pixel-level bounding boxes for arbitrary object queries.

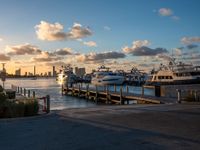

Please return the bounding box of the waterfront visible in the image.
[3,78,154,110]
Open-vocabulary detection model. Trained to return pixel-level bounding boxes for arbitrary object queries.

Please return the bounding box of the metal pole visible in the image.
[33,91,35,98]
[24,88,26,97]
[28,90,30,97]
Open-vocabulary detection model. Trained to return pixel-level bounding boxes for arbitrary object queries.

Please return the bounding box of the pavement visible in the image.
[0,104,200,150]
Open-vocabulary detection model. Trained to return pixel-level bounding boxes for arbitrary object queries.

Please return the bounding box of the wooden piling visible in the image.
[126,85,129,93]
[20,87,22,94]
[24,88,26,96]
[33,91,36,98]
[177,89,181,103]
[46,95,50,113]
[106,85,110,104]
[28,90,30,97]
[114,84,116,92]
[120,86,124,105]
[95,85,98,104]
[142,86,144,96]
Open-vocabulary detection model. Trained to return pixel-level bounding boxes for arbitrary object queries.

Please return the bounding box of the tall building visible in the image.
[48,72,51,77]
[53,66,56,77]
[34,66,36,76]
[15,68,21,76]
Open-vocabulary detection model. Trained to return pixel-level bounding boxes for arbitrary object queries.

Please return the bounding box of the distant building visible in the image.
[53,66,56,77]
[34,66,36,76]
[48,72,51,77]
[15,68,21,76]
[24,72,27,76]
[75,67,86,77]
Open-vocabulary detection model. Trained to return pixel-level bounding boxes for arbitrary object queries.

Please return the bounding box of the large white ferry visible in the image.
[145,58,200,85]
[91,65,125,85]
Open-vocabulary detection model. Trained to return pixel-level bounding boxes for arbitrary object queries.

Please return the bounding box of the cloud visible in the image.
[158,8,173,16]
[6,43,42,55]
[171,16,180,20]
[0,53,10,61]
[187,44,198,49]
[54,48,72,55]
[122,40,167,56]
[83,41,97,47]
[45,61,68,67]
[31,51,62,62]
[181,36,200,44]
[76,51,126,63]
[104,26,111,31]
[35,21,92,41]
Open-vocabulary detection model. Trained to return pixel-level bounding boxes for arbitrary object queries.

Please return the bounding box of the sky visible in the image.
[0,0,200,74]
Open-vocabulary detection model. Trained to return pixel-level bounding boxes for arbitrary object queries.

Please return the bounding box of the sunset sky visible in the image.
[0,0,200,74]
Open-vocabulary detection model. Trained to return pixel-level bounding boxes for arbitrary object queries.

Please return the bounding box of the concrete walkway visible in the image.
[0,104,200,150]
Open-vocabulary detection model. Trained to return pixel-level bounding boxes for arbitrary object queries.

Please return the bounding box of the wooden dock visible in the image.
[63,85,177,104]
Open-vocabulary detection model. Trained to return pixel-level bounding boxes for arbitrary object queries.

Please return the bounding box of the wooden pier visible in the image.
[63,84,177,104]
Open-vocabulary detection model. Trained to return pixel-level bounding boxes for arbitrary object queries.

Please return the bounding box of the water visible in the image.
[2,78,154,110]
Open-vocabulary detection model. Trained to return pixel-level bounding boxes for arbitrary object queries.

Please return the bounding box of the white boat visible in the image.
[125,67,147,85]
[91,65,125,85]
[145,58,200,85]
[57,65,77,86]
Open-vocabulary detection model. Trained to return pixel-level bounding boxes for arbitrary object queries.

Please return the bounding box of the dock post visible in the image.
[33,91,35,98]
[142,86,144,96]
[194,90,197,101]
[114,84,116,92]
[95,85,98,104]
[177,89,181,103]
[120,86,124,105]
[17,87,20,93]
[78,84,81,97]
[86,84,89,99]
[28,90,30,97]
[106,85,110,104]
[24,88,26,97]
[20,87,22,94]
[126,85,129,93]
[61,84,64,95]
[46,95,50,113]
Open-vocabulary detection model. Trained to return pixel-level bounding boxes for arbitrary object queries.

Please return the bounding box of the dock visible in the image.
[63,84,177,104]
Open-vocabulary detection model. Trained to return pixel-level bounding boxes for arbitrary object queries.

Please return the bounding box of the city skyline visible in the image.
[0,0,200,74]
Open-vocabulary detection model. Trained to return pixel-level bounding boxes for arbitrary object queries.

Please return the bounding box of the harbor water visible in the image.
[3,78,154,110]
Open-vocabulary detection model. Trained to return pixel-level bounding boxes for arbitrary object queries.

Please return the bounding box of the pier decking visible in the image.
[63,85,177,104]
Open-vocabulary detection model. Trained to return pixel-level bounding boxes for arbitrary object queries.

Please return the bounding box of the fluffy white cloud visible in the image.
[159,8,173,16]
[122,40,168,56]
[6,43,42,55]
[83,41,97,47]
[0,53,10,61]
[31,51,62,62]
[181,36,200,44]
[76,51,126,63]
[54,48,72,55]
[104,26,111,31]
[35,21,92,41]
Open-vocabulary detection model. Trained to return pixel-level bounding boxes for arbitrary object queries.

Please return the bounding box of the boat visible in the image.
[57,65,77,87]
[125,67,147,86]
[145,58,200,86]
[91,65,125,85]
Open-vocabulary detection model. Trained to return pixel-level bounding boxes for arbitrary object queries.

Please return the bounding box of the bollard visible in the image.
[177,89,181,103]
[28,90,30,97]
[46,95,50,113]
